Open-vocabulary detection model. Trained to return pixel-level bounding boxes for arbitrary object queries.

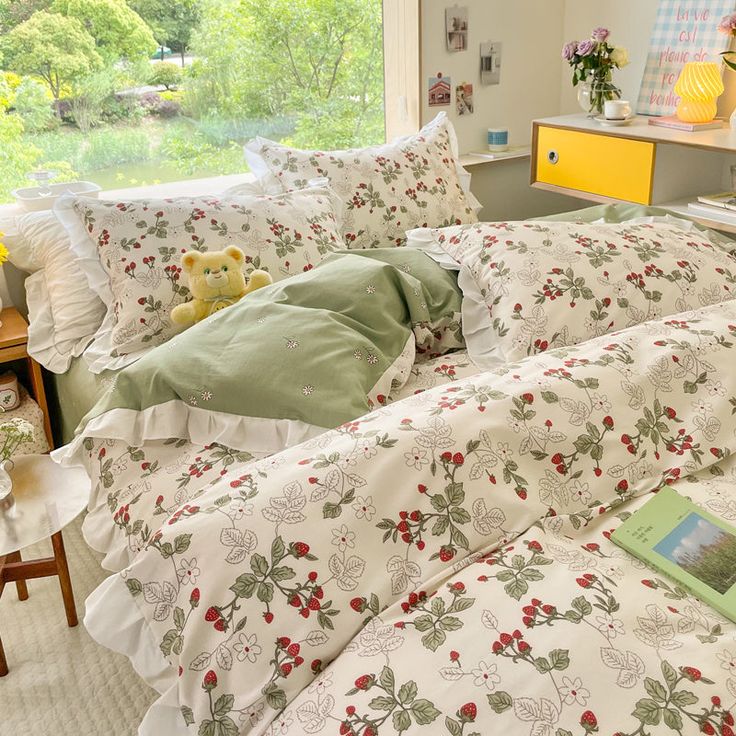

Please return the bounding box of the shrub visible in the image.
[80,127,151,170]
[149,62,182,90]
[13,79,58,132]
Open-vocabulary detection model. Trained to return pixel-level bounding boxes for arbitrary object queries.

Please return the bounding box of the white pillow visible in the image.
[54,186,348,373]
[409,220,736,368]
[245,112,481,249]
[7,211,106,373]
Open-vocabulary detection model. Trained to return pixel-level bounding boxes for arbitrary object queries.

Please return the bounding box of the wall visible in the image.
[560,0,660,113]
[419,0,587,218]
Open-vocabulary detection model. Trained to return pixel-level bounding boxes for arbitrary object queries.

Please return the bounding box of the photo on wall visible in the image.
[446,6,468,52]
[456,82,474,115]
[428,73,452,106]
[480,41,502,85]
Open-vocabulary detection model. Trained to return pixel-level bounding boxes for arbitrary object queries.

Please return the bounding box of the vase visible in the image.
[577,79,622,116]
[0,459,13,504]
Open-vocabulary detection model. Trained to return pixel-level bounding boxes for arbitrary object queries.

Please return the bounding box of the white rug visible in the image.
[0,515,157,735]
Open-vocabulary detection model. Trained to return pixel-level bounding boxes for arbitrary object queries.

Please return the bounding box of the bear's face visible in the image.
[181,246,246,299]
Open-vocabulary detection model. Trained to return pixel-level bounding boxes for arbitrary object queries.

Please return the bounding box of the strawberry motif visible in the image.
[350,597,366,612]
[202,670,217,690]
[681,666,702,682]
[204,606,219,622]
[459,702,477,722]
[580,710,598,731]
[287,643,301,657]
[354,674,374,690]
[292,542,310,558]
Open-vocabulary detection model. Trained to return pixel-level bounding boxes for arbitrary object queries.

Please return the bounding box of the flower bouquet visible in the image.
[0,417,34,501]
[562,27,630,116]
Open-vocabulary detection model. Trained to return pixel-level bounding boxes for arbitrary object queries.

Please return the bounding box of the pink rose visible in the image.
[592,27,610,42]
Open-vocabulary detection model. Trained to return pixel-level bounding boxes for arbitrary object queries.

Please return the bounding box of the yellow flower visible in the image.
[611,47,629,68]
[0,236,9,266]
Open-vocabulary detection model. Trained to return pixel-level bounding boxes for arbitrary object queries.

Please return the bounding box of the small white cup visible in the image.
[604,99,632,120]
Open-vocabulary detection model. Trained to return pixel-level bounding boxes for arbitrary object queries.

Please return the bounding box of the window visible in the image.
[0,0,386,202]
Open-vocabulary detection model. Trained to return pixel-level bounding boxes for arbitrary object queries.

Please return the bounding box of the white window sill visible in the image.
[0,172,257,235]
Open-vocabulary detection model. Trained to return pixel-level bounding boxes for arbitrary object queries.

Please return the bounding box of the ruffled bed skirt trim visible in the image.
[52,400,328,468]
[85,575,188,735]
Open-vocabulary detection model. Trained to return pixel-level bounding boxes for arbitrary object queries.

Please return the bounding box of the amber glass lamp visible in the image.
[674,62,724,123]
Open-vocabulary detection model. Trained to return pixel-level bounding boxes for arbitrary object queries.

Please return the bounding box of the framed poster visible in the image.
[637,0,736,116]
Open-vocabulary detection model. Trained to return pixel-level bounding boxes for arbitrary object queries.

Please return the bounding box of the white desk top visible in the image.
[535,113,736,153]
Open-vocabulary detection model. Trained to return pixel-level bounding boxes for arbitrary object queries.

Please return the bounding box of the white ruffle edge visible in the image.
[84,574,189,735]
[53,399,327,468]
[406,229,505,370]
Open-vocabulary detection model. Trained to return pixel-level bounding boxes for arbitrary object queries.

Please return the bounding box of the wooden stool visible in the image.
[0,455,89,676]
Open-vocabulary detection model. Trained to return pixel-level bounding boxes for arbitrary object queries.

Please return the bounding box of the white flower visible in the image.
[692,399,712,413]
[308,672,333,695]
[718,649,736,674]
[331,524,355,551]
[233,633,261,663]
[495,442,513,460]
[595,613,625,638]
[471,660,501,690]
[365,284,376,294]
[591,393,611,413]
[404,446,429,470]
[569,479,591,504]
[285,339,299,349]
[272,713,293,734]
[559,676,590,706]
[239,702,264,727]
[229,498,253,519]
[352,495,376,520]
[188,395,198,406]
[359,443,377,460]
[366,353,379,365]
[611,46,629,67]
[200,391,212,401]
[176,558,200,585]
[353,349,363,360]
[302,385,314,396]
[707,380,727,396]
[506,416,523,433]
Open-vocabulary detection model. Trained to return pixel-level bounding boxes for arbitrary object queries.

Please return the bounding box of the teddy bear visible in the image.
[170,245,273,327]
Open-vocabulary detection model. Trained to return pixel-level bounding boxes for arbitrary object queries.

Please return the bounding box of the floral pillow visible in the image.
[244,112,479,250]
[408,220,736,367]
[54,187,346,372]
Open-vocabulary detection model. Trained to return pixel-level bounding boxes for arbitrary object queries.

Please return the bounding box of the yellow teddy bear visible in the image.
[170,246,273,327]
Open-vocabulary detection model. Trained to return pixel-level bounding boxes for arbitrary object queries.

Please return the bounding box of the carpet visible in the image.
[0,515,157,735]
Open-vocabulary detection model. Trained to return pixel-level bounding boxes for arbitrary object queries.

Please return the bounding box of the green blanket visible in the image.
[72,248,463,454]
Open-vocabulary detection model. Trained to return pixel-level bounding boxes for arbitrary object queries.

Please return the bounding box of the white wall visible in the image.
[420,0,566,151]
[420,0,587,218]
[560,1,660,113]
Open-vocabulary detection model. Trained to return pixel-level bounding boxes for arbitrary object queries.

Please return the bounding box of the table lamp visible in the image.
[674,61,724,123]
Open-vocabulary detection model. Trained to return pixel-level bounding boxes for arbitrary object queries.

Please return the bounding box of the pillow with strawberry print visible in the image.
[54,186,346,372]
[407,220,736,368]
[244,112,480,250]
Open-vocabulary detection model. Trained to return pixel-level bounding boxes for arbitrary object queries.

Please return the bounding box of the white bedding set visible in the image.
[12,113,736,736]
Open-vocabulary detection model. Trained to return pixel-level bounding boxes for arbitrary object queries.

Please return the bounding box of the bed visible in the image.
[43,206,736,735]
[11,113,736,734]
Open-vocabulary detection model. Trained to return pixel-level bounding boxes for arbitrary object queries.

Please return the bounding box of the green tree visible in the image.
[0,0,52,33]
[1,11,103,99]
[0,111,41,201]
[150,61,182,90]
[128,0,201,64]
[52,0,156,61]
[13,77,58,131]
[186,0,384,149]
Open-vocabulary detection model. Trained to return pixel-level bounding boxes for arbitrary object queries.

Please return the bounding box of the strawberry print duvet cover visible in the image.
[76,300,736,736]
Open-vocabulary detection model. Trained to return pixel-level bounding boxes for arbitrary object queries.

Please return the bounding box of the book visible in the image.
[648,115,724,132]
[611,487,736,623]
[687,201,736,225]
[697,192,736,211]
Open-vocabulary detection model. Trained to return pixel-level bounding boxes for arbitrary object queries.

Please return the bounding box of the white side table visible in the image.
[0,455,89,676]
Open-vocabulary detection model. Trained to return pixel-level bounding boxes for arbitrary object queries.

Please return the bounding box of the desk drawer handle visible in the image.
[547,149,559,165]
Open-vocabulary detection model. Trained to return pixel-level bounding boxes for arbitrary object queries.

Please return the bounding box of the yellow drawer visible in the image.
[535,126,655,205]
